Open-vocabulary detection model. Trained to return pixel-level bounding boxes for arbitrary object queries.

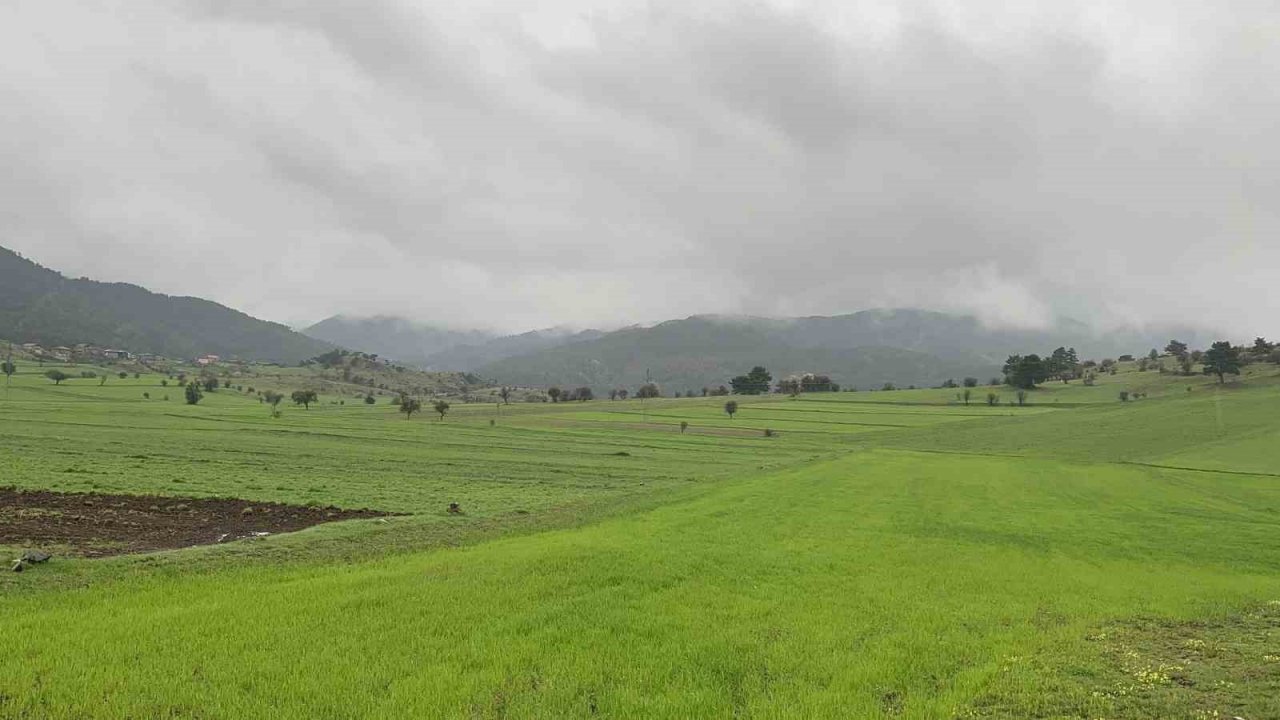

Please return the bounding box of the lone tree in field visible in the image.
[680,420,689,434]
[986,392,999,406]
[2,360,17,379]
[291,389,318,409]
[263,390,284,408]
[433,400,450,420]
[1202,341,1242,383]
[962,389,971,405]
[547,387,562,403]
[45,369,69,385]
[364,393,376,405]
[724,400,738,419]
[574,387,593,402]
[636,383,660,399]
[499,386,511,405]
[729,366,772,395]
[400,397,422,419]
[202,375,219,392]
[184,381,203,405]
[1165,340,1189,361]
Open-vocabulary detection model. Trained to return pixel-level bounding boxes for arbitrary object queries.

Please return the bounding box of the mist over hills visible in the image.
[308,309,1216,392]
[0,246,331,363]
[2,243,1218,390]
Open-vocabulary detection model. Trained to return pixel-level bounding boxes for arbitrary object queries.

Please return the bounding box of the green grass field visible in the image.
[2,360,1279,718]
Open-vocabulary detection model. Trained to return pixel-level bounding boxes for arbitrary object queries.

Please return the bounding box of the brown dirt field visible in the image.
[0,487,397,558]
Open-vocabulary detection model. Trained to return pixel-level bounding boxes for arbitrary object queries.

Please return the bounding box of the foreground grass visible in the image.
[5,450,1280,718]
[3,364,1280,717]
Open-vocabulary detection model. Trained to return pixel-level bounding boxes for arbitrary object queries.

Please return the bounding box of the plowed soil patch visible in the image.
[0,487,396,557]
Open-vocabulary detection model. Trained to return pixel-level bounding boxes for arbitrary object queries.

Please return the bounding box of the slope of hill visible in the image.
[303,315,607,371]
[303,315,494,366]
[475,315,998,392]
[421,327,606,370]
[473,310,1219,392]
[0,246,332,363]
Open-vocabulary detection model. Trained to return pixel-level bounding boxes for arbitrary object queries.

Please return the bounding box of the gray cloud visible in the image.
[2,0,1276,337]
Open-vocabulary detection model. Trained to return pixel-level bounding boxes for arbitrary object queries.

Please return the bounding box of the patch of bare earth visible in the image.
[0,486,397,557]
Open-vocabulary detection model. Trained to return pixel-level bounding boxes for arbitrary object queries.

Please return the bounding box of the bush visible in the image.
[986,392,999,406]
[963,377,978,388]
[1119,390,1130,402]
[763,428,776,438]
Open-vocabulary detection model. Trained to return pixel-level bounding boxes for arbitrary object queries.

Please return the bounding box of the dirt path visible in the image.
[1,487,396,557]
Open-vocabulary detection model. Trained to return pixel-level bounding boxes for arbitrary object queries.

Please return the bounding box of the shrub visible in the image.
[763,428,776,438]
[986,392,999,406]
[680,421,689,434]
[963,377,978,388]
[1119,390,1130,402]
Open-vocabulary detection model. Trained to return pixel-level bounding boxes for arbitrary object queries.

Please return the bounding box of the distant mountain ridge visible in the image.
[302,315,606,370]
[303,315,496,366]
[304,308,1217,392]
[470,310,1218,392]
[0,246,332,363]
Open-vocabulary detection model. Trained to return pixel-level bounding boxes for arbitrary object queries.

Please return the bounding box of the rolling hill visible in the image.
[0,246,332,363]
[472,310,1217,392]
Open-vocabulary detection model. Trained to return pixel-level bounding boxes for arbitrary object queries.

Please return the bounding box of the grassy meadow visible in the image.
[2,358,1279,718]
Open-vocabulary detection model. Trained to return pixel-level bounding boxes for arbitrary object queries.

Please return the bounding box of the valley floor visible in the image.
[2,363,1279,718]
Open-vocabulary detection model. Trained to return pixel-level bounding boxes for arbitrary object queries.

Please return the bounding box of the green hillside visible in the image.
[476,315,1000,391]
[0,246,332,363]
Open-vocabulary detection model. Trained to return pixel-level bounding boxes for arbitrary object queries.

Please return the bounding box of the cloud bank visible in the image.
[2,0,1276,337]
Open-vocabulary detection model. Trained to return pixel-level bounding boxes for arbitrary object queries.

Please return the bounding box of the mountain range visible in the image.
[305,310,1216,392]
[2,243,1217,389]
[0,246,331,363]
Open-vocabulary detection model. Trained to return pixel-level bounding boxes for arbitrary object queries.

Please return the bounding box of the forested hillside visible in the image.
[0,246,331,363]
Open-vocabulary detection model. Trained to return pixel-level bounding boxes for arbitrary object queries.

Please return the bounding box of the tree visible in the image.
[729,366,771,395]
[962,389,971,406]
[433,400,450,420]
[608,389,618,401]
[1016,389,1028,406]
[636,383,660,399]
[117,371,128,379]
[202,376,219,392]
[1003,354,1048,390]
[1119,390,1130,402]
[547,387,562,403]
[185,381,203,405]
[1164,340,1189,361]
[400,397,422,419]
[986,392,999,406]
[617,389,629,400]
[292,389,318,409]
[1148,348,1159,361]
[724,400,738,419]
[574,387,593,402]
[45,369,69,385]
[777,377,802,396]
[962,377,978,388]
[499,386,511,404]
[1253,337,1274,354]
[364,394,376,405]
[263,390,284,408]
[1202,341,1242,383]
[680,421,688,434]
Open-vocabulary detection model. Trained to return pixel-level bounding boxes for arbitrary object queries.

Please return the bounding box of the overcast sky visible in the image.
[2,1,1276,336]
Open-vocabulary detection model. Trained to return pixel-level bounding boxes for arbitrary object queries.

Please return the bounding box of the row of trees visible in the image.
[1003,338,1272,389]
